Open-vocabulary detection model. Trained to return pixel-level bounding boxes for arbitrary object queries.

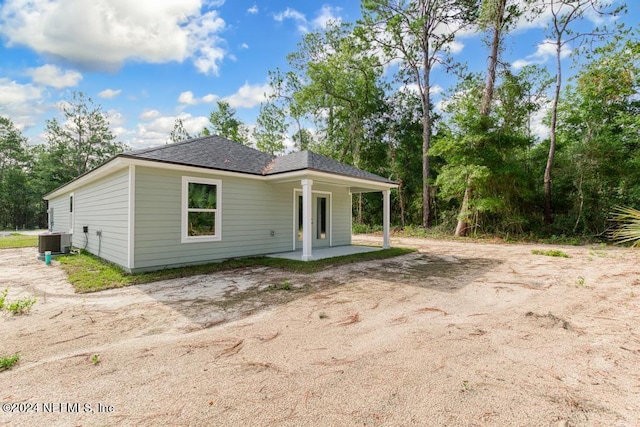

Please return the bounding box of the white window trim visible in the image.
[181,176,222,244]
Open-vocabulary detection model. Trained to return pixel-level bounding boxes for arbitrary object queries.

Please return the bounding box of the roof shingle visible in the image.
[122,135,395,184]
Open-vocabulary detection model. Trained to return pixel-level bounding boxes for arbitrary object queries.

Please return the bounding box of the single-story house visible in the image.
[43,135,397,273]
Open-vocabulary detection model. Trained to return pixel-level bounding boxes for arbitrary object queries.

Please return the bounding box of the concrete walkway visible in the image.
[267,245,382,261]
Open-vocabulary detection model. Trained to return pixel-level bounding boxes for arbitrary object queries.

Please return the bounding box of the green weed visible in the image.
[0,288,36,315]
[531,249,570,258]
[0,288,7,309]
[91,354,100,365]
[266,280,293,291]
[0,353,20,372]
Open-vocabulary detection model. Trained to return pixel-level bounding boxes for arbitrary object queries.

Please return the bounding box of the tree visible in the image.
[454,0,528,236]
[45,92,125,178]
[360,0,477,227]
[169,118,192,143]
[552,36,640,234]
[542,0,626,224]
[432,69,541,235]
[0,117,33,229]
[205,101,250,145]
[253,102,287,155]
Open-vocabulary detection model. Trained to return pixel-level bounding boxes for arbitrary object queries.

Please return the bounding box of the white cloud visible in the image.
[130,113,209,149]
[247,4,258,14]
[274,7,308,33]
[274,5,344,33]
[223,82,272,109]
[26,64,82,88]
[312,5,342,29]
[512,39,572,70]
[139,109,160,120]
[178,90,218,105]
[98,88,122,99]
[241,43,249,49]
[106,109,126,127]
[185,10,227,75]
[0,0,227,75]
[0,78,43,104]
[178,91,198,105]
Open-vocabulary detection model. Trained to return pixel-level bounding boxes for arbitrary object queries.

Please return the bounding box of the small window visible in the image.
[69,193,74,233]
[182,177,221,243]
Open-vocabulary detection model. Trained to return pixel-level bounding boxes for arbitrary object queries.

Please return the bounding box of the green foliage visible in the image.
[531,249,570,258]
[0,116,38,229]
[610,206,640,246]
[205,101,250,145]
[0,288,36,315]
[0,353,20,372]
[6,297,36,315]
[0,234,38,249]
[168,118,192,143]
[254,102,287,155]
[91,354,100,365]
[0,287,6,309]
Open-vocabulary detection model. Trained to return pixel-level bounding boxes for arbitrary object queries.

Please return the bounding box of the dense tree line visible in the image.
[244,0,639,239]
[2,0,638,241]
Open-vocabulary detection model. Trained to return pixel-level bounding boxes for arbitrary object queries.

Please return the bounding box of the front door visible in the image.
[295,192,330,249]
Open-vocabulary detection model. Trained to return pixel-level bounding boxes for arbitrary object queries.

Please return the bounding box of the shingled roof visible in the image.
[121,135,395,184]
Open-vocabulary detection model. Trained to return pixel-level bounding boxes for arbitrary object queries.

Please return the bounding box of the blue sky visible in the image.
[0,0,635,149]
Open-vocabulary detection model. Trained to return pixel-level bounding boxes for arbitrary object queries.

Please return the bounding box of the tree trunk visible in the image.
[454,0,506,236]
[544,40,562,225]
[455,181,472,237]
[421,5,432,229]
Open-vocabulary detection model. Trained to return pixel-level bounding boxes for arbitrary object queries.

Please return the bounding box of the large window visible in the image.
[181,177,222,243]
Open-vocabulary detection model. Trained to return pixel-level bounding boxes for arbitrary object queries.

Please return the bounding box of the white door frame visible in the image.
[292,187,332,255]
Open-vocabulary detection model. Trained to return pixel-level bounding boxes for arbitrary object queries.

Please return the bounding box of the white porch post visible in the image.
[383,189,391,249]
[301,179,313,261]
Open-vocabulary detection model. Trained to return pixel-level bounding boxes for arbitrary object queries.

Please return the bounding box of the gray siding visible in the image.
[49,195,70,233]
[133,167,355,272]
[73,168,130,267]
[331,187,352,246]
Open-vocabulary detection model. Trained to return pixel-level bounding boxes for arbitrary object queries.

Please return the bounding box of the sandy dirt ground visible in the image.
[0,236,639,426]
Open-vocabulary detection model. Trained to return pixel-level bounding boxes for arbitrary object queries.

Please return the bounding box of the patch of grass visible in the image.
[0,288,7,309]
[266,280,293,291]
[91,354,100,365]
[0,233,38,249]
[0,353,20,372]
[58,251,135,292]
[59,247,416,293]
[531,249,570,258]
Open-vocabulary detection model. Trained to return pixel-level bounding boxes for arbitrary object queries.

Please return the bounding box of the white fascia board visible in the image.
[266,169,398,191]
[122,158,267,180]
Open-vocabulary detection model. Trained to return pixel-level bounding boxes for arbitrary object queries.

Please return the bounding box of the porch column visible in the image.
[301,179,313,261]
[383,189,391,249]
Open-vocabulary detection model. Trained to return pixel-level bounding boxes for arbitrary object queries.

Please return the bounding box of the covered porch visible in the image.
[267,169,397,262]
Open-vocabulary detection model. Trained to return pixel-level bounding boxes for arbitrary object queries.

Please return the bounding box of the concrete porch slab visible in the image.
[266,245,382,261]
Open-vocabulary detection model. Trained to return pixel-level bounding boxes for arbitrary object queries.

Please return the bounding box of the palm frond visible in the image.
[610,206,640,246]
